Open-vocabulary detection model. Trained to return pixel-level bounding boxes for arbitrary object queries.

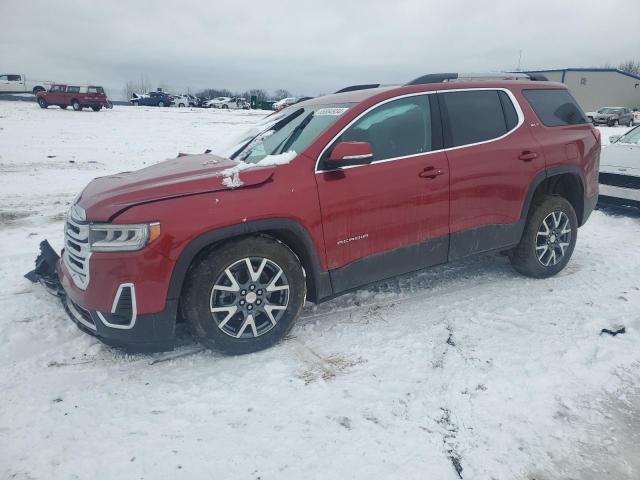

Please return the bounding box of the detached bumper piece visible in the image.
[24,240,64,296]
[25,240,177,353]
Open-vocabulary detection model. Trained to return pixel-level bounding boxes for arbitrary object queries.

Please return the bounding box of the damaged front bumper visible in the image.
[25,240,177,353]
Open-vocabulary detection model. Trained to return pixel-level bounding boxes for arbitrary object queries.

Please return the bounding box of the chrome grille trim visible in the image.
[63,208,91,290]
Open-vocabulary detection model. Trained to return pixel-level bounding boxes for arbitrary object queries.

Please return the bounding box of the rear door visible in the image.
[439,88,545,259]
[315,93,450,291]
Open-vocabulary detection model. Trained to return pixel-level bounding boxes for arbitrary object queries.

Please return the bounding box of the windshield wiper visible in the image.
[274,112,315,154]
[230,108,305,160]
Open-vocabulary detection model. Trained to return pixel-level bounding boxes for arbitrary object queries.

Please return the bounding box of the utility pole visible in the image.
[516,50,523,72]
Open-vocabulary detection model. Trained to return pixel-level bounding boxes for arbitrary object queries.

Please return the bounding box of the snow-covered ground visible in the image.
[1,101,639,480]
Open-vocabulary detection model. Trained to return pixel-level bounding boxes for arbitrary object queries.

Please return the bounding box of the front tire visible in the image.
[38,98,48,108]
[509,195,578,278]
[158,101,165,107]
[72,100,82,111]
[182,236,306,354]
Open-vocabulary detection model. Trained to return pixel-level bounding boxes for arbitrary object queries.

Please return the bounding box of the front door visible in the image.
[315,94,450,292]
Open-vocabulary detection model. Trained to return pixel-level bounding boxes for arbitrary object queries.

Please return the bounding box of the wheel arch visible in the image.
[167,219,332,306]
[32,86,45,94]
[521,167,586,226]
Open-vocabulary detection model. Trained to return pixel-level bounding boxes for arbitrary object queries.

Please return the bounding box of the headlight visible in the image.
[89,222,161,252]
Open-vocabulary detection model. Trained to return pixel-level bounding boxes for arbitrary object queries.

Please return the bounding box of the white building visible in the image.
[524,68,640,111]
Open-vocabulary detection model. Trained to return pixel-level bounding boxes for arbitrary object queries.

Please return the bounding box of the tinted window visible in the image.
[441,90,508,147]
[7,74,21,81]
[87,86,104,94]
[67,86,80,93]
[337,95,432,162]
[523,89,587,126]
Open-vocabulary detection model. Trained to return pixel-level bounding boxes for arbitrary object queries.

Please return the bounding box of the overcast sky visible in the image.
[1,0,639,99]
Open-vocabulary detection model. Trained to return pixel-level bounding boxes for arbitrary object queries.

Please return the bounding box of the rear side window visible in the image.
[440,90,511,147]
[338,95,432,162]
[87,86,104,94]
[523,89,587,126]
[67,86,80,93]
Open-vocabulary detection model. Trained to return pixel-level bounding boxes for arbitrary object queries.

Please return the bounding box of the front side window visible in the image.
[335,95,432,162]
[523,89,587,127]
[7,74,21,81]
[441,90,511,147]
[50,85,65,92]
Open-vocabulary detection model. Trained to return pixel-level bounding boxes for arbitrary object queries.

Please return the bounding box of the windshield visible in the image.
[600,108,621,114]
[617,125,640,145]
[218,103,353,163]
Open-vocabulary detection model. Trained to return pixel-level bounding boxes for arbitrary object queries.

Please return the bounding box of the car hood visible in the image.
[600,144,640,177]
[77,153,274,221]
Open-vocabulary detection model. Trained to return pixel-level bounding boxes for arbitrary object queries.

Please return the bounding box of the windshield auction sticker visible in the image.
[315,107,349,116]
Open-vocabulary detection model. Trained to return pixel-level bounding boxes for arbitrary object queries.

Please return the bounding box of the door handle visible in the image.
[518,151,539,162]
[419,166,445,179]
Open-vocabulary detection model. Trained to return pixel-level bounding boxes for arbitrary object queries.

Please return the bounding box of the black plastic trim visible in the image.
[329,236,449,295]
[448,221,525,261]
[167,218,332,304]
[520,166,588,225]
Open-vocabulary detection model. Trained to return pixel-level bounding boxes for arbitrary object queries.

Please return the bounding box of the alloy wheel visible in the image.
[210,257,290,338]
[535,211,572,267]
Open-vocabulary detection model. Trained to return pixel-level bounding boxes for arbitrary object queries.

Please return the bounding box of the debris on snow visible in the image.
[600,326,626,337]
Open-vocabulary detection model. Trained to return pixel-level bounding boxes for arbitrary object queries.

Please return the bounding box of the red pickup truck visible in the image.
[37,84,110,111]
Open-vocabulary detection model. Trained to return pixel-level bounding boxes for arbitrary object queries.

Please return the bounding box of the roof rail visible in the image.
[334,84,380,93]
[405,72,548,85]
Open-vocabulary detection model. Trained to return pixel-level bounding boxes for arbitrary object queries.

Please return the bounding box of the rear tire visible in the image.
[509,195,578,278]
[60,105,67,110]
[158,101,165,107]
[38,98,48,109]
[181,236,306,355]
[91,105,101,112]
[222,104,229,109]
[72,100,82,111]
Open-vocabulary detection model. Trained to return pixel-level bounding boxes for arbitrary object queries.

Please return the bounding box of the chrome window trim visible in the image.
[314,87,525,173]
[97,283,138,330]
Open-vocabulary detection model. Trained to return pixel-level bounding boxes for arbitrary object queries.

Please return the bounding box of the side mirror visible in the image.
[609,135,622,144]
[324,141,373,170]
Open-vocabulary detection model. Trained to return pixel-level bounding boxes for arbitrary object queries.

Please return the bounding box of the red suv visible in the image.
[27,73,600,354]
[37,84,110,111]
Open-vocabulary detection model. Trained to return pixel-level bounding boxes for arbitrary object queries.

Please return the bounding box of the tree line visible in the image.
[122,76,293,101]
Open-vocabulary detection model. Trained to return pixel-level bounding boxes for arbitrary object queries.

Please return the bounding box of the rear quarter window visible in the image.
[523,89,587,127]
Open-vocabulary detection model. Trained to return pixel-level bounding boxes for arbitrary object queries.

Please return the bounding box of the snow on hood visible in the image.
[600,143,640,177]
[218,151,297,188]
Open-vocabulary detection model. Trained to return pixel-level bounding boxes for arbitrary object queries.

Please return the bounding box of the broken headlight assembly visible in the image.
[88,222,161,252]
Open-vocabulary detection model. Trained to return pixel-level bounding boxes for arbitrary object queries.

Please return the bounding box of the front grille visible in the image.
[63,211,91,290]
[599,172,640,190]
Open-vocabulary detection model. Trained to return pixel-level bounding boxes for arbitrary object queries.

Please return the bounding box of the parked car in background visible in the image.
[591,107,634,127]
[36,84,110,111]
[205,97,250,109]
[633,109,640,125]
[0,73,53,94]
[171,94,190,107]
[205,96,231,108]
[28,73,599,355]
[130,91,173,107]
[273,97,298,110]
[186,94,198,107]
[599,125,640,208]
